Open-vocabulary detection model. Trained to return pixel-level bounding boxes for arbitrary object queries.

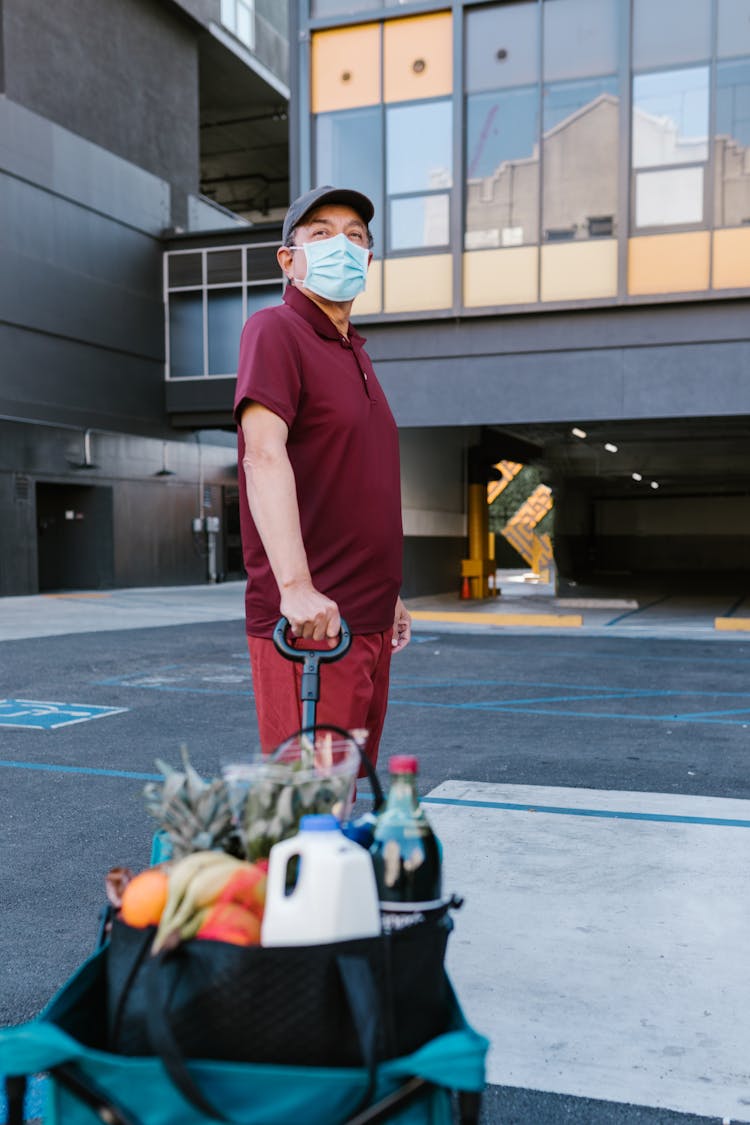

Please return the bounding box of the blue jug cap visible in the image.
[300,813,340,832]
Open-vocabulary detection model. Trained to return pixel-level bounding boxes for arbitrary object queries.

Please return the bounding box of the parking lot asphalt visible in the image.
[2,581,750,1123]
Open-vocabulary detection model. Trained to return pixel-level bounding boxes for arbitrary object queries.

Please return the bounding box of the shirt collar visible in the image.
[283,284,365,346]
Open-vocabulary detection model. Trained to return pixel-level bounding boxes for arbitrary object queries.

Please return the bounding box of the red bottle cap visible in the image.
[389,755,419,774]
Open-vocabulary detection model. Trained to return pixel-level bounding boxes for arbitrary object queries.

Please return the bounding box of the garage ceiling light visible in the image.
[650,481,660,489]
[604,442,618,453]
[571,427,587,439]
[632,472,642,481]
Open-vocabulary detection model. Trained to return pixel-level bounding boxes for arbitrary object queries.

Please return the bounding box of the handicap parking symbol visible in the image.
[0,699,128,730]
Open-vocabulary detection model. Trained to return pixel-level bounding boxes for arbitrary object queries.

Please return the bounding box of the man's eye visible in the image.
[349,232,365,242]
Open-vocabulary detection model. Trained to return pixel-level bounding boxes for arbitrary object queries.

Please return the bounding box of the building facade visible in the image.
[284,0,750,594]
[0,0,289,595]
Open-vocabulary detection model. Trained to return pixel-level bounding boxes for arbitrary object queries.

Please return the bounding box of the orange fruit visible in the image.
[120,867,169,928]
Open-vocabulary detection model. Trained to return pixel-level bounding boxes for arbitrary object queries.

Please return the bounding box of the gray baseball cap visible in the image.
[282,185,375,243]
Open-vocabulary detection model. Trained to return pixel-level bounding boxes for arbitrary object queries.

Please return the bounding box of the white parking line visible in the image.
[426,781,750,1122]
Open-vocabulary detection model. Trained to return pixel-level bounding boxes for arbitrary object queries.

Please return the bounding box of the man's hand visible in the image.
[280,579,341,645]
[391,596,411,654]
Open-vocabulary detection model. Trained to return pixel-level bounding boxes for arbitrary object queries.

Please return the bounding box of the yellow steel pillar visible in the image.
[460,446,496,599]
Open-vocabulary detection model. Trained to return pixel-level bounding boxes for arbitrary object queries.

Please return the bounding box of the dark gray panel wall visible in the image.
[362,300,750,428]
[402,536,466,600]
[2,0,199,199]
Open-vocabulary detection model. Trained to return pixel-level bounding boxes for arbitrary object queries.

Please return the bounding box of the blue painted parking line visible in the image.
[0,759,161,781]
[389,698,750,725]
[422,794,750,828]
[0,699,128,730]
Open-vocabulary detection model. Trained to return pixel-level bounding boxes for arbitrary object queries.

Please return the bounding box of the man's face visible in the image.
[277,204,372,289]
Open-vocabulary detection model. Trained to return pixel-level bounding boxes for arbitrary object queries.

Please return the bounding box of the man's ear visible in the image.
[277,246,293,277]
[367,250,373,268]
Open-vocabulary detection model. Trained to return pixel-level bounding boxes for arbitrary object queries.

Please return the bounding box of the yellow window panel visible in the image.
[463,247,538,307]
[384,12,452,104]
[541,240,618,302]
[311,24,381,113]
[628,232,710,295]
[712,228,750,290]
[384,254,452,312]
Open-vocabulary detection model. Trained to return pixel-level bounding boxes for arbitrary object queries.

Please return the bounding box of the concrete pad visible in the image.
[425,781,750,1122]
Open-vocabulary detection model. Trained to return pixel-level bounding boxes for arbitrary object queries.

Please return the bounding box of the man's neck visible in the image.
[298,285,353,338]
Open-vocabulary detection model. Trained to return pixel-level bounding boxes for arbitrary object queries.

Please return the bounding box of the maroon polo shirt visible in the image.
[234,284,403,638]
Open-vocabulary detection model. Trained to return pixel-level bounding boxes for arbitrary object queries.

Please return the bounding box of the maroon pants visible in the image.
[247,629,393,771]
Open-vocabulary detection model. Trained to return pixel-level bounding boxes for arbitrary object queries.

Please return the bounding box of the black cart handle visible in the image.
[272,616,352,663]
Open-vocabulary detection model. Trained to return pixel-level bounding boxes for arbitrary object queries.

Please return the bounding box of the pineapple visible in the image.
[143,744,243,860]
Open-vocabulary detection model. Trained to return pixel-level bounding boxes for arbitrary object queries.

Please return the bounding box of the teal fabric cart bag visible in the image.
[0,945,488,1125]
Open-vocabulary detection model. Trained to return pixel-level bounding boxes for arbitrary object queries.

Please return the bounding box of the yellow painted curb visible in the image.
[409,609,583,628]
[715,617,750,631]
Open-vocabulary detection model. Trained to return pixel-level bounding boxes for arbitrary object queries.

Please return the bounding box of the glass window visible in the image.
[632,0,711,70]
[246,244,282,282]
[543,0,618,82]
[207,290,243,376]
[246,284,283,317]
[542,78,619,241]
[168,293,204,379]
[465,1,539,94]
[465,87,539,248]
[311,0,382,13]
[316,107,383,252]
[718,0,750,59]
[632,68,710,168]
[715,58,750,226]
[386,101,452,194]
[389,194,450,252]
[206,250,242,285]
[635,166,705,226]
[168,253,202,288]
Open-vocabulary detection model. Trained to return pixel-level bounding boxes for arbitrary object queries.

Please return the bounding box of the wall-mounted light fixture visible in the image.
[70,428,98,470]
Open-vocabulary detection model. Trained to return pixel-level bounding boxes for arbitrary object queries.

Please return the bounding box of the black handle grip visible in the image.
[272,616,352,664]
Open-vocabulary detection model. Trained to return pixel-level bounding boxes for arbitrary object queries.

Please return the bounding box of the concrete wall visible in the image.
[0,421,238,595]
[1,0,199,205]
[399,427,470,597]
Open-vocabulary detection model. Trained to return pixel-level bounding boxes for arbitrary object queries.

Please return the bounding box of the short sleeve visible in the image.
[233,307,302,428]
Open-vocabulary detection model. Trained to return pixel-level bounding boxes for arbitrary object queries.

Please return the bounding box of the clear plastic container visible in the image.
[223,728,360,861]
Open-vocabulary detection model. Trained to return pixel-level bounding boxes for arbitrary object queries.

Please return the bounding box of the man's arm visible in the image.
[240,402,340,642]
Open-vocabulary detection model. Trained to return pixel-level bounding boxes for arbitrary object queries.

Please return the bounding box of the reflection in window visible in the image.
[635,167,705,226]
[390,194,450,251]
[465,87,539,248]
[632,68,709,167]
[168,254,202,288]
[207,290,243,376]
[715,58,750,226]
[632,0,711,70]
[386,100,451,254]
[206,250,242,285]
[465,1,539,93]
[632,67,709,229]
[718,0,750,59]
[169,293,204,379]
[386,102,452,194]
[542,78,618,241]
[316,108,383,252]
[246,284,283,317]
[543,0,618,82]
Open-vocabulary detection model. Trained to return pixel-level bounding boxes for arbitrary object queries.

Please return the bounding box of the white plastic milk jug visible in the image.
[261,814,382,946]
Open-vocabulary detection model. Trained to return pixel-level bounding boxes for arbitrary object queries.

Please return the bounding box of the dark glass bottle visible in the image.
[369,755,442,905]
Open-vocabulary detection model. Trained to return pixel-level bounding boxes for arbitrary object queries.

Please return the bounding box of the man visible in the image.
[234,185,411,766]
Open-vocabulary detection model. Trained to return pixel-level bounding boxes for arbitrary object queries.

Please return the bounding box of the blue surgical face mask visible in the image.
[292,232,369,302]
